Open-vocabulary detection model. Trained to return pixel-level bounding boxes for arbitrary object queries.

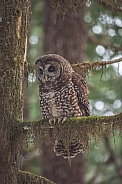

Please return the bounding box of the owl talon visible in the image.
[49,118,56,126]
[57,117,67,124]
[49,117,67,125]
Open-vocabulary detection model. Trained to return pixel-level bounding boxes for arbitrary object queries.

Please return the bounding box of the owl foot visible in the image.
[49,118,56,127]
[57,117,67,124]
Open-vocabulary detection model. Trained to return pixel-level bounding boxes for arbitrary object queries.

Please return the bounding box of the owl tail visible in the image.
[54,138,85,159]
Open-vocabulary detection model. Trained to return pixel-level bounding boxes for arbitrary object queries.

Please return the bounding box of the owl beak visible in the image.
[45,75,48,81]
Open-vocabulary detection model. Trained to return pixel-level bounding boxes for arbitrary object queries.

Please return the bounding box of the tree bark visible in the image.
[41,1,87,184]
[0,0,31,183]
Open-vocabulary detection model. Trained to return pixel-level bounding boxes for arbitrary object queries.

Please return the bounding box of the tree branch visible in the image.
[49,0,122,15]
[72,57,122,73]
[17,170,56,184]
[18,112,122,127]
[14,112,122,153]
[72,57,122,68]
[26,57,122,76]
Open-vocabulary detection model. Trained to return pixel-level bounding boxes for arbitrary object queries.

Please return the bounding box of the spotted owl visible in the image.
[35,54,90,158]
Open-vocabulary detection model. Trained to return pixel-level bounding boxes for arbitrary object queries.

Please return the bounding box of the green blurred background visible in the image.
[23,1,122,183]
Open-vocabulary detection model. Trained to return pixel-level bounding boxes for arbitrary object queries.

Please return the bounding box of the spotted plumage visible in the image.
[35,54,90,158]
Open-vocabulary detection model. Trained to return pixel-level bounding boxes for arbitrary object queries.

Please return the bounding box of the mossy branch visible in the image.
[72,57,122,72]
[26,57,122,76]
[49,0,122,17]
[18,112,122,127]
[15,112,122,152]
[17,170,56,184]
[96,0,122,12]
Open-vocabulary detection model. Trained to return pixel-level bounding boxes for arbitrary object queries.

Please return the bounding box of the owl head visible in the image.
[35,54,74,84]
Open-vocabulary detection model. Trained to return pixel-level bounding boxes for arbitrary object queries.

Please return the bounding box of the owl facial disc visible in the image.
[35,58,62,83]
[38,65,56,83]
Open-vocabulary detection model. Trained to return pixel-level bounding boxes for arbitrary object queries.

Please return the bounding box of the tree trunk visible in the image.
[44,2,87,64]
[0,0,31,183]
[41,2,87,184]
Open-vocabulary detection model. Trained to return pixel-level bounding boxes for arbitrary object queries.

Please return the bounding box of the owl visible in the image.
[35,54,90,159]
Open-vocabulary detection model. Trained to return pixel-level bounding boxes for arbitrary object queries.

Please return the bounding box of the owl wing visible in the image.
[72,72,90,116]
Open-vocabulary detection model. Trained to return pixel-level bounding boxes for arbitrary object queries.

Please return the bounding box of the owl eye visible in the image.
[48,65,55,72]
[39,67,43,75]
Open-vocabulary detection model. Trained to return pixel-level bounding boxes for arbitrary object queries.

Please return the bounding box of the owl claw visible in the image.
[49,117,67,126]
[57,117,67,124]
[49,118,56,126]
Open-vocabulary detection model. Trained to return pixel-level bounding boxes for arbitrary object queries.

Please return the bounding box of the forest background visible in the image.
[0,0,122,184]
[22,1,122,184]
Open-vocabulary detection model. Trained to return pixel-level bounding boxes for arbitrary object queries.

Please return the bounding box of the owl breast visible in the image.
[39,80,82,119]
